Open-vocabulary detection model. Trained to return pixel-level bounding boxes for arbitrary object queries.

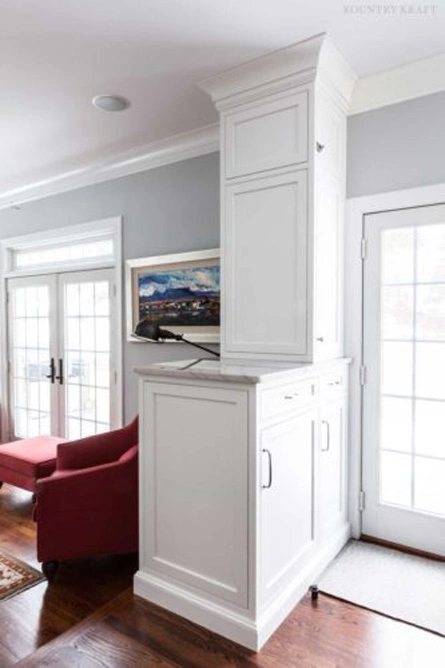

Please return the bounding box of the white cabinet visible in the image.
[260,408,316,605]
[139,381,249,607]
[134,360,350,651]
[318,397,347,540]
[313,171,344,360]
[224,170,308,357]
[224,91,309,178]
[199,34,355,363]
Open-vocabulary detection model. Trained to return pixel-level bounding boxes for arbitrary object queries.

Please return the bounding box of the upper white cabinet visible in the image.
[224,91,308,178]
[200,34,356,363]
[224,169,308,356]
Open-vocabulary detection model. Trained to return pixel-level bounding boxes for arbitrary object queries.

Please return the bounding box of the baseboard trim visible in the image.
[134,523,350,651]
[134,570,258,650]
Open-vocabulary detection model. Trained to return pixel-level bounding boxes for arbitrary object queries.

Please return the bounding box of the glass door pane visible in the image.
[363,203,445,556]
[59,269,115,439]
[8,277,57,438]
[379,223,445,518]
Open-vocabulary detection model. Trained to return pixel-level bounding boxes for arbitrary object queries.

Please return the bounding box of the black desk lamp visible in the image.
[133,318,221,358]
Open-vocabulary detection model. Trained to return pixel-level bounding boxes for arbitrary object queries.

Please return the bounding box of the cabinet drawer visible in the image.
[260,379,316,421]
[320,369,346,399]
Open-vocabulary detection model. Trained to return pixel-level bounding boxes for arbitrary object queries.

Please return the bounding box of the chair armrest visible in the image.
[36,454,137,516]
[57,418,138,470]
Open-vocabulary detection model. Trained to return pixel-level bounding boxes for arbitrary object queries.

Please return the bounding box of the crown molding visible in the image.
[350,52,445,115]
[199,33,356,112]
[199,33,326,108]
[0,124,219,211]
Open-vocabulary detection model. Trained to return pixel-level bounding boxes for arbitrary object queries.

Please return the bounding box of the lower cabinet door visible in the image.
[260,408,317,605]
[318,398,346,539]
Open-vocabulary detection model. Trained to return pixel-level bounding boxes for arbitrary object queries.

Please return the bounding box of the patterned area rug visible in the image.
[319,540,445,636]
[0,552,44,601]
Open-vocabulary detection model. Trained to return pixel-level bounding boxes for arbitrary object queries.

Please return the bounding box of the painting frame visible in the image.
[126,248,220,343]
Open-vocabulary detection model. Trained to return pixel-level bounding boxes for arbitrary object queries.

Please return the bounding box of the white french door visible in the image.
[362,203,445,556]
[8,268,118,440]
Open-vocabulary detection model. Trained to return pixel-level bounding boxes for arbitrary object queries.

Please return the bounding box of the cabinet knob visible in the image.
[316,337,324,342]
[316,142,325,153]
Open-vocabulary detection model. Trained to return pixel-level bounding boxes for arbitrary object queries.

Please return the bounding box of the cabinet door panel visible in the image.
[318,399,346,539]
[224,170,308,358]
[260,409,316,605]
[141,381,249,607]
[225,91,308,178]
[314,172,343,360]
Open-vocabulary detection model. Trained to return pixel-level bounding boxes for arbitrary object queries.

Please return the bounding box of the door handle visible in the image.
[55,358,64,385]
[46,358,56,384]
[321,420,330,452]
[262,448,273,489]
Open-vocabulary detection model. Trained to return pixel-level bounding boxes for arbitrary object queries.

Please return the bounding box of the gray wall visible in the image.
[0,152,220,421]
[347,91,445,198]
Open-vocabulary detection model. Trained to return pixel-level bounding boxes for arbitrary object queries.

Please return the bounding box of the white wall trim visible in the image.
[350,52,445,115]
[0,124,219,212]
[345,181,445,538]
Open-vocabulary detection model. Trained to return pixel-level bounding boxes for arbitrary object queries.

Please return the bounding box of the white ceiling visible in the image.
[1,0,444,196]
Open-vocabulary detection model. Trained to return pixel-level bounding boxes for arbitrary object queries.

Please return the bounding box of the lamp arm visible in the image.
[177,335,220,358]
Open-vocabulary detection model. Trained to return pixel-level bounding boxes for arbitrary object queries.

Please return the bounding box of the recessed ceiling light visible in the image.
[92,95,130,112]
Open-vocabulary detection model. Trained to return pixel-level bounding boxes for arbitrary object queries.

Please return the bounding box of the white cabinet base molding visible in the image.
[135,358,350,650]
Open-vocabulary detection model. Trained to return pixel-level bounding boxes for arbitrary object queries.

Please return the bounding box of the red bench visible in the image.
[0,436,66,496]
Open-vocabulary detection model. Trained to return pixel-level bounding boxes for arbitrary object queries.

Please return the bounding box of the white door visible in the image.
[8,268,118,440]
[362,203,445,556]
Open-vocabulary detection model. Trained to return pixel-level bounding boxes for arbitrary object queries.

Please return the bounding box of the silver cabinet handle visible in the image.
[316,141,325,153]
[316,337,324,342]
[262,448,273,489]
[321,420,330,452]
[328,380,341,387]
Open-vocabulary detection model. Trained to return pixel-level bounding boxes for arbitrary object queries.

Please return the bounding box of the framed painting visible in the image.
[126,248,220,343]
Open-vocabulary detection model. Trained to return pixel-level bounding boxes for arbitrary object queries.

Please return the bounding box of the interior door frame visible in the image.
[345,182,445,540]
[0,217,123,442]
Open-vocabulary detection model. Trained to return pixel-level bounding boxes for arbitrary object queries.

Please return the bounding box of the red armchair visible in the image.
[35,417,139,579]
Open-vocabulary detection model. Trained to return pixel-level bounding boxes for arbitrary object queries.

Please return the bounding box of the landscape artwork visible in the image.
[138,264,220,327]
[127,249,221,342]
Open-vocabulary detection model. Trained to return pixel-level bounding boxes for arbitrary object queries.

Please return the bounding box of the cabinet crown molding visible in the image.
[198,33,356,110]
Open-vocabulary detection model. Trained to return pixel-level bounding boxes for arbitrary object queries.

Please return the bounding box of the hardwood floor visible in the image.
[0,484,137,665]
[1,483,444,667]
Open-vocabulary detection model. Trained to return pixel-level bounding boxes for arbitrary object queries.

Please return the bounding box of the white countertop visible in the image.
[134,357,351,385]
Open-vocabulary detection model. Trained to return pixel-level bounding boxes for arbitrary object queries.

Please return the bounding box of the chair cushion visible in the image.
[0,436,65,479]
